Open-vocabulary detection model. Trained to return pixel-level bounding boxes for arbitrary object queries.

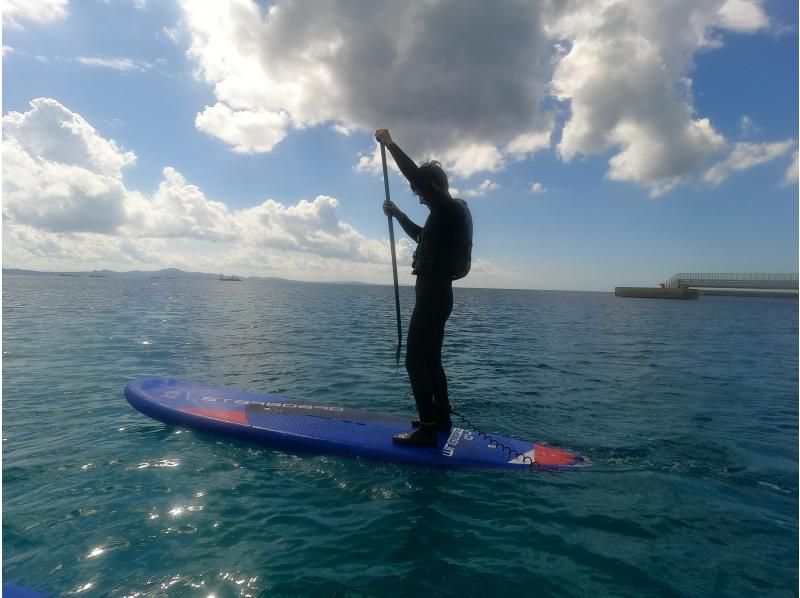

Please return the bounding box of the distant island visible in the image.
[1,267,374,286]
[3,267,282,281]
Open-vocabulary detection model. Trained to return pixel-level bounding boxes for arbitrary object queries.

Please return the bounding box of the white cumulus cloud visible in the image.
[3,138,130,234]
[195,103,290,154]
[175,0,774,197]
[3,98,136,178]
[704,140,794,186]
[530,182,547,194]
[784,150,798,186]
[3,98,137,233]
[463,179,499,198]
[77,57,154,72]
[123,168,239,241]
[178,0,555,177]
[505,121,554,158]
[3,0,68,27]
[235,196,399,263]
[2,98,428,281]
[546,1,766,196]
[717,0,770,32]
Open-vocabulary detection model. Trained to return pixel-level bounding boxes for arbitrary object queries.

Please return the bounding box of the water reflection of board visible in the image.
[125,377,583,471]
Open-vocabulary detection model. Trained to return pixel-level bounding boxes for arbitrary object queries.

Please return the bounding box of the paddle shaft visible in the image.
[380,142,403,365]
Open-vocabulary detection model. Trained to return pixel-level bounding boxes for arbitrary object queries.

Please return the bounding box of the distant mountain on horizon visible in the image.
[1,267,375,286]
[2,267,285,281]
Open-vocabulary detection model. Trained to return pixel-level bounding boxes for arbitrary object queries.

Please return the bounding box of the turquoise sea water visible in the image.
[2,275,797,597]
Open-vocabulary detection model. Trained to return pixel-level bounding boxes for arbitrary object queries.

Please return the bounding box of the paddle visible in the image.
[380,141,403,365]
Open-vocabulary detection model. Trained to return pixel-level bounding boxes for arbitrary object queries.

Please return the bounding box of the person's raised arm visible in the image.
[375,129,427,195]
[377,129,424,242]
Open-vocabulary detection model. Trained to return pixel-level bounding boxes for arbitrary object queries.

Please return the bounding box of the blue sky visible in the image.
[2,0,797,290]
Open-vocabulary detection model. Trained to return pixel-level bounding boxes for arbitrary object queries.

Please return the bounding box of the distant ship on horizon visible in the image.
[218,273,242,281]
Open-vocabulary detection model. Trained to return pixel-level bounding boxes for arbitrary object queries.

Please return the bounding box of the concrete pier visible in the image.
[662,272,798,290]
[700,289,798,299]
[615,287,700,299]
[616,273,798,300]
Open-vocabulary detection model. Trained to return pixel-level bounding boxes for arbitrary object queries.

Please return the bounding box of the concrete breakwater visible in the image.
[614,287,799,299]
[699,289,798,298]
[616,273,798,300]
[615,287,700,299]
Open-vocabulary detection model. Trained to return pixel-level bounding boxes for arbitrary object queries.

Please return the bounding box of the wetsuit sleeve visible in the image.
[387,142,449,209]
[386,142,424,241]
[395,212,422,242]
[386,143,426,192]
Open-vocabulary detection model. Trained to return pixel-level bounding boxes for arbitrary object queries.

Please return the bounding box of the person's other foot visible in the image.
[393,424,438,447]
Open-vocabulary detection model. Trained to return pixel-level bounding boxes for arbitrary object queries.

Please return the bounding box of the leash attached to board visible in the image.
[380,141,403,366]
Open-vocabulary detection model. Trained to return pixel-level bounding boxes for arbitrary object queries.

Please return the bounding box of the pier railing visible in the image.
[663,273,799,290]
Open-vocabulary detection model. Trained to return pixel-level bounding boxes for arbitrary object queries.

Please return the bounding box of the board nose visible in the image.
[534,444,582,467]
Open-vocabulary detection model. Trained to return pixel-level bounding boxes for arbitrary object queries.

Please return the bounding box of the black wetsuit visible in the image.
[386,143,473,425]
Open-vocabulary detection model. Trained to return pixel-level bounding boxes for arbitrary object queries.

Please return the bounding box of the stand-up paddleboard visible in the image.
[125,377,583,471]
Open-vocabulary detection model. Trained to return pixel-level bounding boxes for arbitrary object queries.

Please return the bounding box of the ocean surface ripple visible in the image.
[3,276,797,597]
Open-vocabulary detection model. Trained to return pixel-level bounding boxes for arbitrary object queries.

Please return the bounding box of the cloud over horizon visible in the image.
[2,98,422,281]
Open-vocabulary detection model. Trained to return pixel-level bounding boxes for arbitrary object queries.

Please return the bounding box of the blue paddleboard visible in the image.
[124,377,582,471]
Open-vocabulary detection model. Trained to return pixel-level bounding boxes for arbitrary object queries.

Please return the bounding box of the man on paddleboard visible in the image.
[375,128,473,447]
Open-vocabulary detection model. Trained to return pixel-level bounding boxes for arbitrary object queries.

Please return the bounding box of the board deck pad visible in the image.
[125,377,582,471]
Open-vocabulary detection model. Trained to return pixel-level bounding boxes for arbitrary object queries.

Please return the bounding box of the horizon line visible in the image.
[1,266,617,293]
